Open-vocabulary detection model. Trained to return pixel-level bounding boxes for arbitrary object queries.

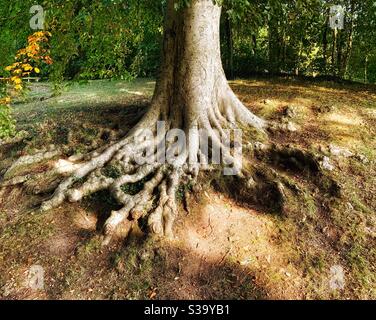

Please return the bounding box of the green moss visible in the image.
[351,196,374,215]
[176,182,194,202]
[111,238,156,299]
[121,176,150,195]
[102,165,122,179]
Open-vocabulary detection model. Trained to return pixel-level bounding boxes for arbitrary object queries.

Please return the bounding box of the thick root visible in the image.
[0,77,266,245]
[2,146,62,180]
[5,131,191,245]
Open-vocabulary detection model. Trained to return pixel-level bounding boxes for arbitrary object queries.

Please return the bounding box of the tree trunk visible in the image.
[323,8,329,74]
[332,28,338,76]
[268,18,279,74]
[152,0,264,132]
[5,0,265,244]
[337,30,343,76]
[295,37,303,76]
[342,1,355,79]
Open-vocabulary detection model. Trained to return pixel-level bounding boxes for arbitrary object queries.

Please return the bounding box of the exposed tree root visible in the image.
[0,85,267,245]
[230,143,342,216]
[0,111,342,248]
[3,146,62,179]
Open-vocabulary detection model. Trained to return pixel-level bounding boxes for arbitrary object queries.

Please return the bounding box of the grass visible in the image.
[0,76,375,300]
[232,76,375,299]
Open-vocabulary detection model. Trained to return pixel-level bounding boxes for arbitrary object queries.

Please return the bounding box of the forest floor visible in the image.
[0,77,375,300]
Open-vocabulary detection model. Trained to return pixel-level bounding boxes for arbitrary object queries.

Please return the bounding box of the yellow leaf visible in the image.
[12,78,22,85]
[0,97,11,105]
[34,67,40,74]
[22,64,33,71]
[14,84,23,91]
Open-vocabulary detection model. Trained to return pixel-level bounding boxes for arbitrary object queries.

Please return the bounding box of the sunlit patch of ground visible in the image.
[173,193,305,299]
[0,77,375,300]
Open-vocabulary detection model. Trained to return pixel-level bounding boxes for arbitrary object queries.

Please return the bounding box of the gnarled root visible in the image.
[0,65,267,246]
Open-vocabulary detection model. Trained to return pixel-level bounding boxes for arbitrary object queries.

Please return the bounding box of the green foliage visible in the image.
[0,103,16,139]
[44,0,164,81]
[0,82,15,139]
[218,0,376,81]
[0,0,163,81]
[0,1,34,77]
[1,0,375,83]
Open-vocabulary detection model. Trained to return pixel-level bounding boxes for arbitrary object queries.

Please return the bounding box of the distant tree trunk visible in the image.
[332,28,338,76]
[323,8,329,73]
[295,38,303,76]
[337,30,343,75]
[268,18,279,74]
[252,34,257,55]
[342,1,355,79]
[281,29,287,69]
[225,15,234,79]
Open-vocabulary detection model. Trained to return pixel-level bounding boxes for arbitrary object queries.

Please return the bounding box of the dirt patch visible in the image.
[171,192,305,299]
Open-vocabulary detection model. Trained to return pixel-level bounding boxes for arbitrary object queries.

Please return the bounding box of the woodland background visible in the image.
[1,0,375,84]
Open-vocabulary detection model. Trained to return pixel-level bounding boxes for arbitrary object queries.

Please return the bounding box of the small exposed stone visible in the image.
[253,141,268,151]
[329,265,345,290]
[329,144,353,158]
[286,121,298,132]
[273,120,299,132]
[321,156,334,171]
